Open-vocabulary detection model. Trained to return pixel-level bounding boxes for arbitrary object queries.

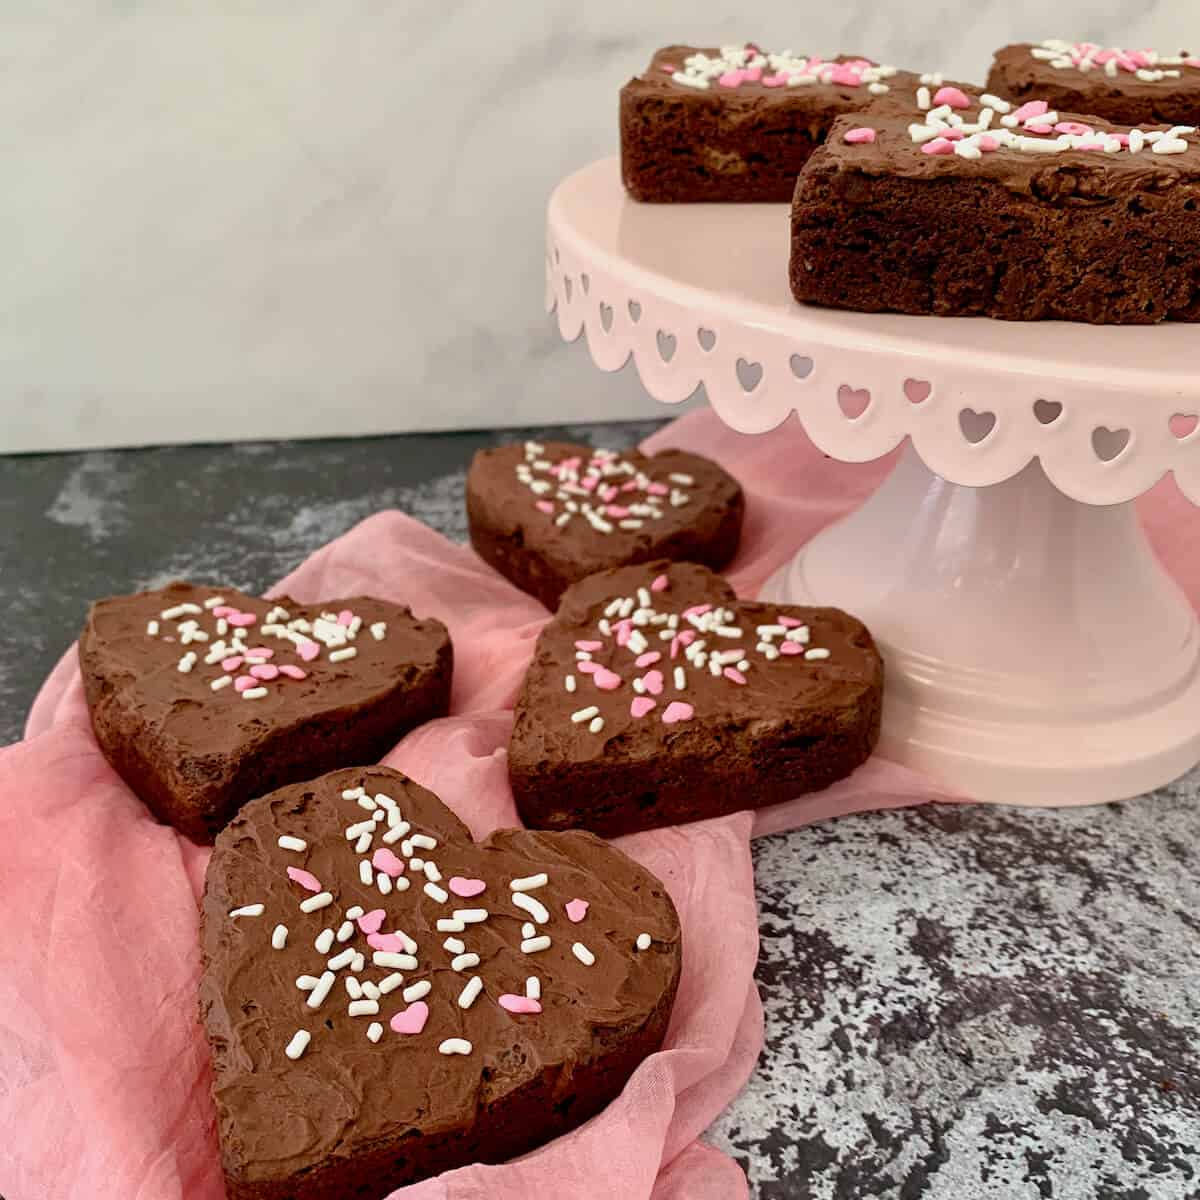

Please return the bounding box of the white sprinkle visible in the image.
[588,716,605,734]
[437,918,466,933]
[315,929,335,954]
[409,858,425,872]
[346,905,364,920]
[160,603,202,620]
[668,473,694,485]
[636,933,652,951]
[146,620,160,636]
[451,952,481,972]
[372,951,418,970]
[443,936,466,953]
[377,872,393,896]
[526,976,541,1000]
[632,678,646,695]
[382,826,405,845]
[459,975,484,1009]
[424,882,449,904]
[342,787,365,800]
[571,703,600,724]
[295,975,320,991]
[329,647,357,663]
[285,1030,311,1060]
[367,1021,383,1043]
[241,686,268,700]
[402,979,432,1003]
[351,952,365,972]
[277,835,307,852]
[357,795,377,811]
[1129,128,1146,154]
[439,1038,472,1056]
[565,675,577,693]
[378,972,405,995]
[216,619,228,635]
[522,936,552,954]
[359,860,373,885]
[511,873,549,892]
[361,981,381,1001]
[354,832,373,854]
[522,921,536,939]
[410,834,438,851]
[306,971,336,1009]
[229,904,264,919]
[177,652,197,674]
[572,942,596,966]
[454,908,489,924]
[805,648,832,660]
[300,892,333,913]
[423,862,442,883]
[202,595,225,610]
[348,999,379,1017]
[328,947,356,971]
[916,85,931,109]
[271,924,288,949]
[512,892,550,924]
[346,976,363,999]
[370,621,387,641]
[674,666,687,690]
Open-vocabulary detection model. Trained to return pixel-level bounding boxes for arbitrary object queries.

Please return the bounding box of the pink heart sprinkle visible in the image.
[1025,122,1054,135]
[368,932,409,953]
[682,604,711,618]
[843,126,877,145]
[233,675,257,692]
[575,640,603,651]
[221,656,244,671]
[565,898,589,923]
[278,665,307,680]
[286,867,322,893]
[605,505,630,518]
[1055,121,1093,136]
[620,480,640,492]
[337,609,354,627]
[781,641,803,655]
[250,663,279,680]
[243,647,274,660]
[227,611,257,627]
[724,668,747,685]
[642,670,664,696]
[635,651,661,668]
[977,135,1000,152]
[662,701,694,725]
[933,85,971,109]
[211,606,236,618]
[763,72,787,87]
[650,573,669,592]
[779,617,803,628]
[646,482,669,496]
[577,660,600,675]
[581,476,598,492]
[372,848,405,878]
[717,69,745,88]
[536,500,555,514]
[592,666,622,691]
[631,696,657,719]
[449,876,486,898]
[357,908,386,935]
[1012,100,1049,121]
[390,1001,429,1035]
[921,138,955,156]
[599,485,618,502]
[498,994,543,1014]
[297,640,320,662]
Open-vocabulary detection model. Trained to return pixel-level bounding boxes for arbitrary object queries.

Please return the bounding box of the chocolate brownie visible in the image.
[790,98,1200,324]
[988,40,1200,126]
[467,440,743,610]
[81,583,452,842]
[621,43,923,201]
[509,561,883,838]
[200,765,681,1199]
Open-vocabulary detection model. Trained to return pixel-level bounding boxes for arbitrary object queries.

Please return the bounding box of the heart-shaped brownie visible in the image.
[200,765,681,1199]
[510,561,883,837]
[467,440,743,609]
[80,583,452,842]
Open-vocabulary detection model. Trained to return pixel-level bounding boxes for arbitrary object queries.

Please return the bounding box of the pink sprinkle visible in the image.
[372,848,405,878]
[580,476,598,492]
[662,701,695,725]
[724,668,748,685]
[368,931,409,952]
[599,485,619,502]
[939,129,965,141]
[243,647,274,660]
[536,500,555,514]
[762,72,788,87]
[227,611,257,627]
[286,867,322,893]
[742,66,762,83]
[211,606,236,618]
[250,663,279,680]
[661,63,675,73]
[717,69,745,88]
[575,640,603,651]
[642,669,664,696]
[577,660,599,675]
[220,655,244,671]
[390,1001,429,1035]
[297,640,320,662]
[278,665,307,680]
[781,641,804,655]
[605,505,630,518]
[779,617,803,628]
[977,135,1000,152]
[646,482,669,496]
[592,666,622,691]
[357,909,386,935]
[829,63,864,86]
[337,609,354,627]
[620,480,640,492]
[683,604,712,619]
[843,126,877,144]
[1012,100,1049,122]
[635,651,661,668]
[233,675,257,692]
[1055,121,1093,136]
[565,898,589,923]
[1075,141,1105,151]
[631,696,657,719]
[1025,123,1054,135]
[650,573,670,592]
[498,994,542,1014]
[614,620,633,647]
[933,86,971,110]
[922,138,954,156]
[449,876,486,898]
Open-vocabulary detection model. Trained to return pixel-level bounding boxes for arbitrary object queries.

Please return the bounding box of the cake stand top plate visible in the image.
[546,158,1200,506]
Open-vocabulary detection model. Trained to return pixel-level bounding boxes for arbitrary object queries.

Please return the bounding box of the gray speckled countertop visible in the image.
[3,425,1198,1199]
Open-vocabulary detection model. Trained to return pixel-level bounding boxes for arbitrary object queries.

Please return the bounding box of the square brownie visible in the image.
[620,43,921,202]
[988,40,1200,127]
[790,96,1200,324]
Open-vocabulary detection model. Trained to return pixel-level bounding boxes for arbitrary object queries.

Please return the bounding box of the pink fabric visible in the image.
[25,404,1197,1198]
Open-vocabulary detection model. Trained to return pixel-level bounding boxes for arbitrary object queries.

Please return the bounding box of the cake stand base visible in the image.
[761,446,1200,805]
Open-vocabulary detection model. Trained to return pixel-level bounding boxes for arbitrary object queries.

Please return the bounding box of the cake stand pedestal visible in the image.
[545,158,1200,806]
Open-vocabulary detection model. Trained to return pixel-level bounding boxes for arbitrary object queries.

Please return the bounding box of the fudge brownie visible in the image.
[81,583,452,842]
[988,40,1200,126]
[509,561,883,838]
[467,439,743,610]
[790,97,1200,323]
[201,765,681,1199]
[621,42,923,201]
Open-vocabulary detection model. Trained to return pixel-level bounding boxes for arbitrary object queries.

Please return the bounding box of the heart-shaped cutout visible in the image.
[837,384,871,420]
[510,561,882,838]
[1170,413,1198,440]
[1034,398,1063,425]
[697,327,717,351]
[201,765,680,1194]
[903,378,931,405]
[467,441,744,610]
[627,299,642,323]
[656,330,677,362]
[1092,426,1130,462]
[599,302,614,333]
[959,408,996,444]
[735,358,763,392]
[81,584,452,842]
[790,354,814,380]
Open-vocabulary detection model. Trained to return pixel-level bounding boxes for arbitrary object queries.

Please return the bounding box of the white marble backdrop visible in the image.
[1,2,1193,450]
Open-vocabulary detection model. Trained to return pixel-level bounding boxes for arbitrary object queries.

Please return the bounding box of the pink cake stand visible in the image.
[545,157,1200,807]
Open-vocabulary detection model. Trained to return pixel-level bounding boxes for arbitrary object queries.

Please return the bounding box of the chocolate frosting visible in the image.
[80,582,452,840]
[200,765,681,1193]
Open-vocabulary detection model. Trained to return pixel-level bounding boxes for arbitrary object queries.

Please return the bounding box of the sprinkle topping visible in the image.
[1029,39,1200,80]
[662,43,899,92]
